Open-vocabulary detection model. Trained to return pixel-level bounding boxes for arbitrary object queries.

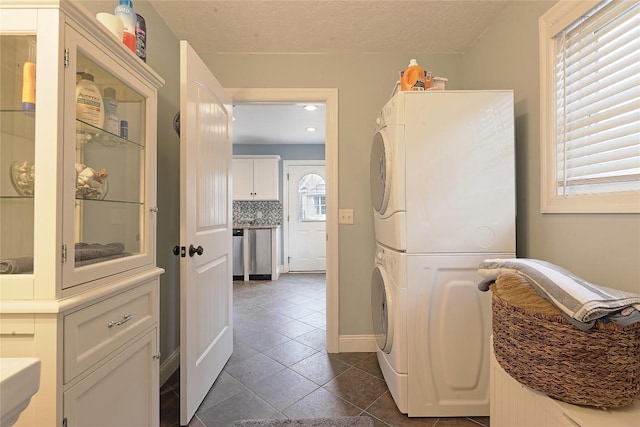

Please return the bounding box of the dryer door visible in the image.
[371,265,394,353]
[370,128,392,216]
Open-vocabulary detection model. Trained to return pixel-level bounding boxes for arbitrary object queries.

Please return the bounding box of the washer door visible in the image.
[370,128,392,216]
[371,265,394,353]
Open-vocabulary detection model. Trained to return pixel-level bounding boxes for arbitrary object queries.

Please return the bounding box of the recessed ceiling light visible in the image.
[303,105,318,111]
[306,127,317,132]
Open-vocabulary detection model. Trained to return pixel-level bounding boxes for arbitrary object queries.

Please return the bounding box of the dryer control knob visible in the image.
[376,251,384,261]
[376,117,381,126]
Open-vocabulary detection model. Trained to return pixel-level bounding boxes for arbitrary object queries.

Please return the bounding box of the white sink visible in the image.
[0,358,41,426]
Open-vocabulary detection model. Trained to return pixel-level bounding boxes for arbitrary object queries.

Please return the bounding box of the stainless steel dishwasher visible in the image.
[232,229,244,280]
[248,228,271,280]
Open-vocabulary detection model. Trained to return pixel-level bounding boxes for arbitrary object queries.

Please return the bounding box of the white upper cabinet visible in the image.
[232,156,280,200]
[0,2,164,299]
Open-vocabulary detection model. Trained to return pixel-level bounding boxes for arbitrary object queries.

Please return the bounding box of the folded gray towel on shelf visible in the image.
[0,243,127,274]
[75,242,125,261]
[75,252,131,267]
[0,256,34,274]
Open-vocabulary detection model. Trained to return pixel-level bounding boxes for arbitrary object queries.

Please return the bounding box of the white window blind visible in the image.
[554,0,640,197]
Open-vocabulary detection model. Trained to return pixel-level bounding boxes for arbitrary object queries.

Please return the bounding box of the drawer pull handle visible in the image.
[108,313,134,328]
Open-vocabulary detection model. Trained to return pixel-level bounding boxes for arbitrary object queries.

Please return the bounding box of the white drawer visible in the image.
[64,279,158,383]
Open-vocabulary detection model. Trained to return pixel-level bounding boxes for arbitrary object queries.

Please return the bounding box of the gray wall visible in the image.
[81,0,640,365]
[462,1,639,294]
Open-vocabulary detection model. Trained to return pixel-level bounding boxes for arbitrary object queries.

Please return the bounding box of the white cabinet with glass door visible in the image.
[0,1,163,425]
[232,155,280,200]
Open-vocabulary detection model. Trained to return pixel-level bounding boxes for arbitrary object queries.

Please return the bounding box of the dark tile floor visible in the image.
[160,273,490,427]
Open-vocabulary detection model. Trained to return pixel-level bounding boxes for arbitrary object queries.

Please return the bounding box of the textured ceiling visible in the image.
[148,0,508,144]
[148,0,508,54]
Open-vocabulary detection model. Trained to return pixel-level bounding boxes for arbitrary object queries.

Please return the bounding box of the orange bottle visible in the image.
[400,59,431,91]
[22,62,36,111]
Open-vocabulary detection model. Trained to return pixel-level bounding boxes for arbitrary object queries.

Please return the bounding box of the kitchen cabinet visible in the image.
[232,155,280,200]
[0,1,163,425]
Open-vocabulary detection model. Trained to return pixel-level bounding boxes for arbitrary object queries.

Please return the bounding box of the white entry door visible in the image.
[287,163,326,272]
[179,41,233,425]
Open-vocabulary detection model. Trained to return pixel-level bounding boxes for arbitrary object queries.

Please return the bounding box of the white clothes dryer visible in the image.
[370,90,516,254]
[371,243,408,412]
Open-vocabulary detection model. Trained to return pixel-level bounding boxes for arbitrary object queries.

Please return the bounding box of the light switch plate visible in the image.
[339,209,354,224]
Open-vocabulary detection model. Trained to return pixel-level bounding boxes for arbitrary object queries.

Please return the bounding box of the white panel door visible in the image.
[179,40,233,425]
[287,164,326,272]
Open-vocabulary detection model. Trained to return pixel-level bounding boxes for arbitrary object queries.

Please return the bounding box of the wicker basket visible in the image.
[491,273,640,409]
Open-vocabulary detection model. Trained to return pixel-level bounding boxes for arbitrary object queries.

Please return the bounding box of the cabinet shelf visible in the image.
[76,119,143,148]
[0,110,36,140]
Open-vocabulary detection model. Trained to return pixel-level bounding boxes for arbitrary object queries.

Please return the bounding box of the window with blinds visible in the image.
[540,0,640,213]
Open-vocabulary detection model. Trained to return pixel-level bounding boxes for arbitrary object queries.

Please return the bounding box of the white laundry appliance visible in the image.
[371,243,409,412]
[370,90,516,416]
[370,90,516,253]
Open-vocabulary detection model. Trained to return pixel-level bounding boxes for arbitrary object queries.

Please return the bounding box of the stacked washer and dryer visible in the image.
[370,90,516,417]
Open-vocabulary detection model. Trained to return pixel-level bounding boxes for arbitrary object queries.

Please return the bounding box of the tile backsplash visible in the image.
[233,200,283,227]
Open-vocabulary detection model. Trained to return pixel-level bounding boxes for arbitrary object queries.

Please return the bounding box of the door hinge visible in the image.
[62,244,68,264]
[287,173,289,180]
[63,417,68,427]
[64,48,70,68]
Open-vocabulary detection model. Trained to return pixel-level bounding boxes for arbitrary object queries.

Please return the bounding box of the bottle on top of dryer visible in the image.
[400,59,431,91]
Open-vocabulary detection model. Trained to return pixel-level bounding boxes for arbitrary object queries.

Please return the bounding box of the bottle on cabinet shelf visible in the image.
[75,73,104,129]
[21,62,36,111]
[103,87,119,134]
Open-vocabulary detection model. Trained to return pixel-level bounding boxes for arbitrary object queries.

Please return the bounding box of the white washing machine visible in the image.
[371,243,408,412]
[370,90,516,253]
[372,246,511,416]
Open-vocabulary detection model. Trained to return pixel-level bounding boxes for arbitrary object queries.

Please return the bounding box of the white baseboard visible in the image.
[160,347,180,387]
[337,334,377,353]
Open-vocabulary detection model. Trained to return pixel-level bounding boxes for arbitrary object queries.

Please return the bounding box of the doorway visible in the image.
[284,161,327,273]
[226,88,338,353]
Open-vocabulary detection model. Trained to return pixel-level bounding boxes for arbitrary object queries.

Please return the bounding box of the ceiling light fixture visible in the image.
[303,105,318,111]
[306,127,317,132]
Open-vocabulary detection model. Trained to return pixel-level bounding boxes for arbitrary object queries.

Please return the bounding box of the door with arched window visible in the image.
[287,163,326,272]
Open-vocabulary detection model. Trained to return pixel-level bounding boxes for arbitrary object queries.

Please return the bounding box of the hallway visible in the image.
[160,273,490,427]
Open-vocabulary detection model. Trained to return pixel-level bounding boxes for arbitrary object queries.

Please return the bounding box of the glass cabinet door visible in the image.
[0,34,37,277]
[64,26,154,288]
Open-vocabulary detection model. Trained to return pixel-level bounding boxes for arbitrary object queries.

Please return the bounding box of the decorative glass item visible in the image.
[10,160,35,196]
[75,163,108,200]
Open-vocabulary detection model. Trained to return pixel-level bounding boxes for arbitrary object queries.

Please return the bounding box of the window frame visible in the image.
[539,0,640,213]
